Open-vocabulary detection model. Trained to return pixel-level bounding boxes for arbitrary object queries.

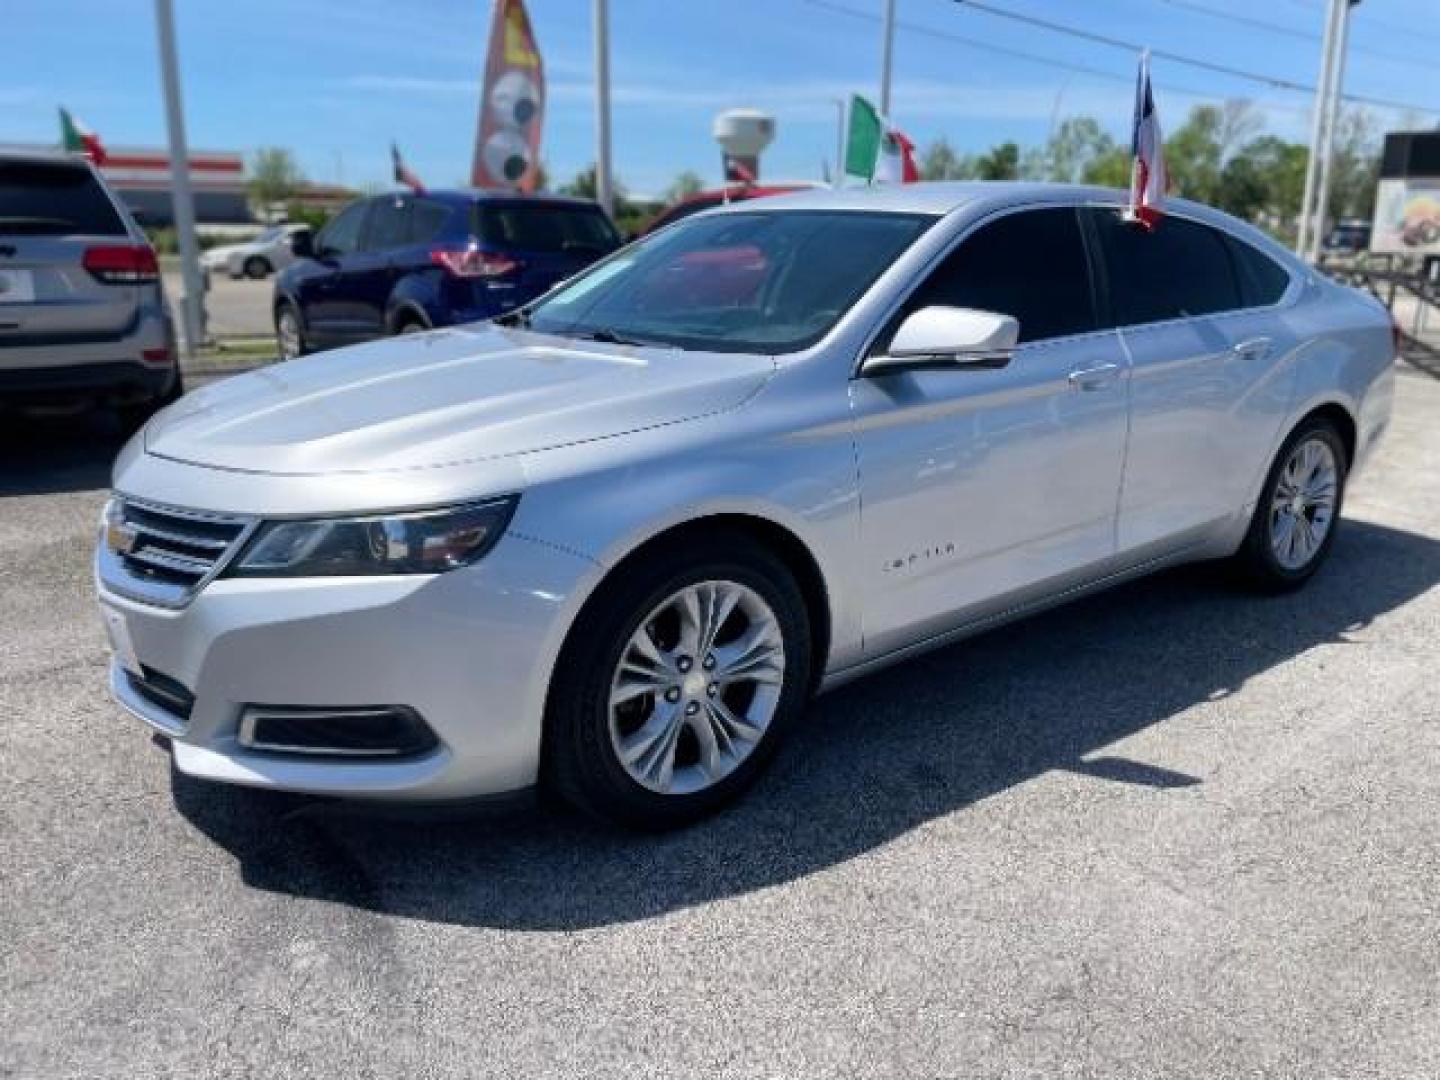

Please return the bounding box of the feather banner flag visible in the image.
[470,0,545,193]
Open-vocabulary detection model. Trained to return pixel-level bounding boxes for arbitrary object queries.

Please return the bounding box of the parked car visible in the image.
[200,223,304,280]
[1322,220,1371,254]
[641,183,815,235]
[98,182,1395,829]
[0,149,179,425]
[272,191,620,358]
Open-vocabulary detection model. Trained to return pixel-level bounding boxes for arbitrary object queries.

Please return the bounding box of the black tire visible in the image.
[544,532,813,830]
[1232,415,1348,592]
[275,302,307,360]
[395,315,426,335]
[243,256,271,280]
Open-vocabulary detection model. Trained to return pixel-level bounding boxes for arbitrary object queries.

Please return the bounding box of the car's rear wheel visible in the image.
[243,256,271,280]
[1234,416,1347,591]
[275,303,306,360]
[545,534,812,829]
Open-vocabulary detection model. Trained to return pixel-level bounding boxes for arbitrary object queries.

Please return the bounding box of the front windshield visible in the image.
[521,210,934,354]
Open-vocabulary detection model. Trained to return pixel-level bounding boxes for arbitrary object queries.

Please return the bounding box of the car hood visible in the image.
[143,325,775,475]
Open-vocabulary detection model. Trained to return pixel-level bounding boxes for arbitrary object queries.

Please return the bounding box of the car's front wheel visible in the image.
[545,534,812,829]
[1234,415,1348,591]
[244,256,271,280]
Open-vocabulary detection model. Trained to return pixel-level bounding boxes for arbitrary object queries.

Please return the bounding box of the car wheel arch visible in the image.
[387,303,432,334]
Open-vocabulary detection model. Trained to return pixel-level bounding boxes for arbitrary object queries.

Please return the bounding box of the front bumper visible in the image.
[98,532,597,801]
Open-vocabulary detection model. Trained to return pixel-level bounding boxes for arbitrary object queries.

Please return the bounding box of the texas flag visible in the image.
[59,107,107,166]
[391,142,426,195]
[1126,50,1167,230]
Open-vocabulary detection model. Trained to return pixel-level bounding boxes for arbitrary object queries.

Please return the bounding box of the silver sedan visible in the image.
[95,182,1396,828]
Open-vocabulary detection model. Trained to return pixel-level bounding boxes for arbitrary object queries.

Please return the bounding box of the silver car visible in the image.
[1,150,179,424]
[200,223,302,280]
[95,183,1396,828]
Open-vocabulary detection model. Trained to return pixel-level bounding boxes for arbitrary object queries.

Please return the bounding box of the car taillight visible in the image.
[83,244,160,284]
[429,248,520,279]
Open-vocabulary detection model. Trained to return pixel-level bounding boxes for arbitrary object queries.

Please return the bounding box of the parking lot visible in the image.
[2,366,1438,1077]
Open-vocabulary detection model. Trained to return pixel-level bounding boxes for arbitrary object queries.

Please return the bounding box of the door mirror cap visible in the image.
[865,306,1019,375]
[289,229,315,259]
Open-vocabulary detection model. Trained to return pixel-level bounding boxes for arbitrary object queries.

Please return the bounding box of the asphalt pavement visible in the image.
[2,366,1438,1078]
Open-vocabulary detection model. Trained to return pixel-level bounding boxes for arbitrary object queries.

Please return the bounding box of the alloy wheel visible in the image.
[1269,436,1338,570]
[277,309,301,359]
[608,580,785,796]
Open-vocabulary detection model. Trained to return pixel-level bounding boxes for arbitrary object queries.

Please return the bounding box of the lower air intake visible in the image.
[237,705,438,759]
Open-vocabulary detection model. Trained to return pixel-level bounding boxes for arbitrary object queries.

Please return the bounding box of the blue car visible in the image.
[272,191,620,358]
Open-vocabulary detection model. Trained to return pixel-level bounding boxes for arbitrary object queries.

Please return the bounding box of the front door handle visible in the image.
[1232,336,1272,359]
[1068,362,1121,391]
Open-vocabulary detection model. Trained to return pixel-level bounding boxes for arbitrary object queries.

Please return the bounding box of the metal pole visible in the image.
[154,0,203,357]
[879,0,896,117]
[1296,0,1342,259]
[1309,0,1354,263]
[834,98,846,189]
[593,0,614,218]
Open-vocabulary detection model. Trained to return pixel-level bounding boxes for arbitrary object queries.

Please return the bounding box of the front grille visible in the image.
[97,497,256,608]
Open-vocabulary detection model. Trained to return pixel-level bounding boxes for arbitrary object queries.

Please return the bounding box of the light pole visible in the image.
[1296,0,1342,259]
[593,0,614,218]
[1309,0,1357,262]
[879,0,896,117]
[153,0,203,358]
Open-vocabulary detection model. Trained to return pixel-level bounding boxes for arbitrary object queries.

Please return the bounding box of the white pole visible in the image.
[879,0,896,117]
[154,0,203,357]
[1309,0,1354,263]
[834,98,847,189]
[1296,0,1342,259]
[593,0,614,218]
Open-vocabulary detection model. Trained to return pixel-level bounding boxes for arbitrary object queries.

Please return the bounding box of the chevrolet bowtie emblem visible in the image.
[106,521,141,556]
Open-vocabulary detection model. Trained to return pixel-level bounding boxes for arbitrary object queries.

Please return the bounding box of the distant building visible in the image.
[98,145,250,225]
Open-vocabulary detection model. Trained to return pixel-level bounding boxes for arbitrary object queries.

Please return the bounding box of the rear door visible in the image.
[0,158,137,360]
[1085,209,1295,554]
[475,201,620,301]
[350,194,412,334]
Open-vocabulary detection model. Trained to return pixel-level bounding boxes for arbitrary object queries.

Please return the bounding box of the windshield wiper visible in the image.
[565,327,654,347]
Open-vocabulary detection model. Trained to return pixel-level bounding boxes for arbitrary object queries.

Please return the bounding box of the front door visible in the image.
[851,206,1130,658]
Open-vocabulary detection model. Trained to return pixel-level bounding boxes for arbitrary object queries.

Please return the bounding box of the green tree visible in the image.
[248,147,305,207]
[1165,105,1225,203]
[919,138,976,181]
[973,141,1020,181]
[1327,107,1381,222]
[1082,147,1132,189]
[1218,135,1307,228]
[664,170,704,203]
[1037,117,1116,183]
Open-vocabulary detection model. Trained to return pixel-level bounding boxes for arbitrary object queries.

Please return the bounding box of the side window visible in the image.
[316,200,367,257]
[896,207,1096,345]
[1089,211,1241,325]
[410,199,451,244]
[363,196,412,252]
[1226,235,1291,308]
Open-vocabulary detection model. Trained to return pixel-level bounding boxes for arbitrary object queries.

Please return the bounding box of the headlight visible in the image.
[227,497,517,578]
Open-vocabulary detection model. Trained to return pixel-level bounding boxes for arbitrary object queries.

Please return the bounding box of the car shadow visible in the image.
[0,409,128,497]
[171,519,1440,930]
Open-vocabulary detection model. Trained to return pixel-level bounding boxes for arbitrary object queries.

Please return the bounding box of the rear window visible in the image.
[0,161,126,236]
[1226,235,1291,307]
[474,203,619,255]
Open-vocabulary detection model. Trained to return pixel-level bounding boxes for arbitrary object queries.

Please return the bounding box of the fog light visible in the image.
[238,705,438,759]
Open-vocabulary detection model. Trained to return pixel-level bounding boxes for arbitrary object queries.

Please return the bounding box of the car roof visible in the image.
[381,189,604,210]
[0,147,95,170]
[714,181,1133,216]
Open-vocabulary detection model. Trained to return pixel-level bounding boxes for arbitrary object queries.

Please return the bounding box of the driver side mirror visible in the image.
[289,229,315,259]
[863,306,1019,375]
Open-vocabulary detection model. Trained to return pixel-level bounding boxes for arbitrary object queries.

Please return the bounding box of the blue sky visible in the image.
[5,0,1438,198]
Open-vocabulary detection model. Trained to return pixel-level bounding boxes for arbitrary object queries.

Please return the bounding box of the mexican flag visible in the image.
[59,107,107,165]
[843,94,883,181]
[874,128,919,185]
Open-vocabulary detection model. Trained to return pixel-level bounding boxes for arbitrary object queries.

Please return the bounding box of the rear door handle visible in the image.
[1068,362,1121,391]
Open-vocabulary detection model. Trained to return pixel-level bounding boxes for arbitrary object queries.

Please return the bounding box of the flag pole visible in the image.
[154,0,203,359]
[834,98,846,189]
[593,0,614,218]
